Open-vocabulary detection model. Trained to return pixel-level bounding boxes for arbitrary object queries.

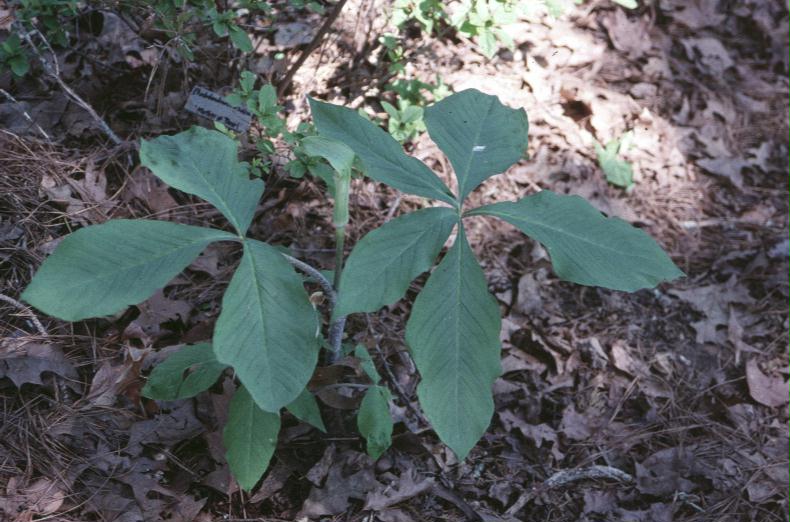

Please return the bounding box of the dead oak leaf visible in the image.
[298,451,380,517]
[0,341,80,392]
[669,277,753,344]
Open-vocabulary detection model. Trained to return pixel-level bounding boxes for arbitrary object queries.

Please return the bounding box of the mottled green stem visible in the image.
[328,172,351,360]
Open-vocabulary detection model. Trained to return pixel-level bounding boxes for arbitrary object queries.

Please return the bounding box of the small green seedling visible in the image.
[22,89,682,492]
[0,35,30,77]
[596,130,635,189]
[226,71,335,182]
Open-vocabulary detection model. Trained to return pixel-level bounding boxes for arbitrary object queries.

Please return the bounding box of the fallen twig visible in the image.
[15,24,122,145]
[0,88,51,141]
[276,0,349,97]
[505,465,634,517]
[0,293,48,336]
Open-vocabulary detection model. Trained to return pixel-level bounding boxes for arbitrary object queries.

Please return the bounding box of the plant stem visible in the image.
[281,252,345,360]
[333,226,345,290]
[327,170,351,361]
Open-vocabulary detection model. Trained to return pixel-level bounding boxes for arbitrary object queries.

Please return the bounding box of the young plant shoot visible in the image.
[21,88,682,491]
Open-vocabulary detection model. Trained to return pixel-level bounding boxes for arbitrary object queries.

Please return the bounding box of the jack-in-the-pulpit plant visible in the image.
[21,88,683,491]
[308,89,683,459]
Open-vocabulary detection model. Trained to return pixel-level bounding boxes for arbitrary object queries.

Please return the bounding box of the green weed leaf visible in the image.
[213,239,320,413]
[286,389,326,432]
[336,207,457,317]
[308,97,456,205]
[405,229,501,459]
[596,131,634,188]
[228,24,253,52]
[424,89,528,200]
[358,385,394,459]
[224,385,280,491]
[142,343,227,400]
[22,220,235,321]
[140,127,264,235]
[468,190,684,291]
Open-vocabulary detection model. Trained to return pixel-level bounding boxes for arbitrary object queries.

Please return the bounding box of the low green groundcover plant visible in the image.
[22,88,682,490]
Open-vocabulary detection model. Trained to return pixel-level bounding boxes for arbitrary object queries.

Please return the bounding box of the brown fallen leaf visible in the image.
[298,450,380,517]
[0,341,80,392]
[559,405,593,441]
[682,37,734,75]
[124,166,179,214]
[0,477,65,521]
[635,447,698,497]
[745,359,789,407]
[669,277,753,344]
[124,290,192,344]
[601,10,652,60]
[363,469,434,510]
[86,346,148,406]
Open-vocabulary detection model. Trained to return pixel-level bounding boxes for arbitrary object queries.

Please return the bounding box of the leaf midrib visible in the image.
[486,206,660,264]
[331,112,454,203]
[183,153,244,233]
[243,244,273,389]
[456,96,496,198]
[52,230,229,295]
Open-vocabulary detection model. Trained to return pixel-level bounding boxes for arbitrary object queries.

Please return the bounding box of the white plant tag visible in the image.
[185,86,252,133]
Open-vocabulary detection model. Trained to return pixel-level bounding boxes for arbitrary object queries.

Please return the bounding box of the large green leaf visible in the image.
[286,389,326,432]
[467,190,684,291]
[224,385,280,491]
[357,385,393,460]
[213,239,320,413]
[405,229,501,459]
[22,220,235,321]
[140,126,264,235]
[142,343,227,400]
[424,89,529,200]
[335,207,457,317]
[308,98,456,205]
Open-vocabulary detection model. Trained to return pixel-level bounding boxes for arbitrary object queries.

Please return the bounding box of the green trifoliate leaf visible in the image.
[335,207,457,317]
[224,386,280,491]
[308,97,456,205]
[302,136,355,176]
[357,385,394,460]
[140,127,264,235]
[467,190,684,291]
[424,89,529,201]
[286,389,326,432]
[213,239,320,413]
[405,229,501,459]
[354,344,381,383]
[22,220,235,321]
[143,343,227,400]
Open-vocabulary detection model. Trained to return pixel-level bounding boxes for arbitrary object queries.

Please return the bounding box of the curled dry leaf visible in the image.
[745,359,789,407]
[0,477,65,521]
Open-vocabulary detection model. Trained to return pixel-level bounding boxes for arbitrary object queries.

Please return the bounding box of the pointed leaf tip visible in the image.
[425,89,528,200]
[469,190,684,291]
[308,97,456,205]
[140,127,263,235]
